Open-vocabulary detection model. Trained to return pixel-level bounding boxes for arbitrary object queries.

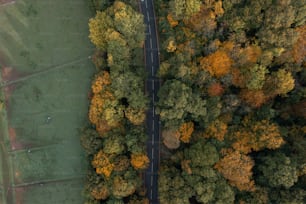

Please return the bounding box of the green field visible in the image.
[0,0,95,203]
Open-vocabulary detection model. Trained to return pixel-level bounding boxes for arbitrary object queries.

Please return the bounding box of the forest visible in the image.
[155,0,305,203]
[82,0,306,203]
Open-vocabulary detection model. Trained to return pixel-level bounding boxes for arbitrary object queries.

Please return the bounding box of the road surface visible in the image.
[140,0,160,203]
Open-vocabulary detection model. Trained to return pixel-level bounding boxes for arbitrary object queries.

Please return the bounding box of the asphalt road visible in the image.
[140,0,160,203]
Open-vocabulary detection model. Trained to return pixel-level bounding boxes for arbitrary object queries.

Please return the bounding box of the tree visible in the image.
[103,133,125,155]
[178,122,194,143]
[207,82,224,97]
[257,152,298,188]
[90,183,110,200]
[269,188,306,204]
[113,1,145,48]
[88,11,113,49]
[203,119,227,141]
[184,140,219,167]
[239,89,266,108]
[291,25,306,64]
[199,50,232,78]
[185,0,202,17]
[231,117,284,154]
[238,187,269,204]
[88,1,145,50]
[112,171,140,198]
[91,71,111,94]
[245,64,268,90]
[125,127,147,154]
[263,69,295,98]
[214,150,255,191]
[156,80,191,122]
[107,38,130,71]
[91,150,114,178]
[272,69,295,95]
[125,107,146,125]
[130,153,149,170]
[159,164,194,204]
[81,128,103,155]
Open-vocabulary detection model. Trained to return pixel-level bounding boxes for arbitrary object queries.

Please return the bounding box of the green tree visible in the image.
[156,79,207,125]
[81,128,103,155]
[257,152,298,188]
[113,1,145,48]
[112,170,141,198]
[103,133,125,155]
[184,140,219,168]
[125,127,147,154]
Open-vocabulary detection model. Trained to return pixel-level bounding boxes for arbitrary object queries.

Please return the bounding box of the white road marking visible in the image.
[149,25,151,34]
[153,120,155,131]
[151,65,154,76]
[153,93,155,101]
[152,79,154,89]
[151,176,153,184]
[151,52,153,62]
[150,38,153,48]
[151,148,154,157]
[152,106,154,116]
[151,162,154,172]
[147,12,150,21]
[150,190,153,199]
[145,0,148,8]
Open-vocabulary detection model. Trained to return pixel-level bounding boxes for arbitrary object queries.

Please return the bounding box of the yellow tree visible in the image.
[91,150,114,178]
[167,13,179,27]
[88,11,113,49]
[231,118,284,154]
[90,183,109,200]
[203,119,227,141]
[264,69,295,97]
[200,50,232,78]
[178,122,194,143]
[214,151,255,191]
[130,153,150,170]
[125,107,146,125]
[91,71,111,94]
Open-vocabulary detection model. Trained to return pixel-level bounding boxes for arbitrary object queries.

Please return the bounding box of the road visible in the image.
[140,0,160,203]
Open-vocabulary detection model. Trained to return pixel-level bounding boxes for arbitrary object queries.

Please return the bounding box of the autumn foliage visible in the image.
[91,71,111,94]
[240,89,266,108]
[204,119,227,141]
[239,45,262,65]
[207,82,224,96]
[88,71,115,131]
[292,25,306,64]
[167,13,179,27]
[130,153,150,170]
[178,122,194,143]
[91,184,110,200]
[200,50,232,78]
[214,151,255,191]
[231,118,284,154]
[92,150,114,178]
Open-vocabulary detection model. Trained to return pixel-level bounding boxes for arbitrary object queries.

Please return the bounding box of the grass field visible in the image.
[0,0,95,203]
